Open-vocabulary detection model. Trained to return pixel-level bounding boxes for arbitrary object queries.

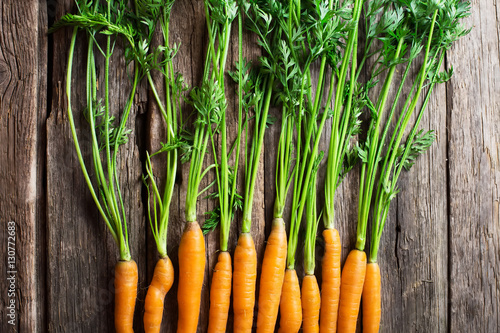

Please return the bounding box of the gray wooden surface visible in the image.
[0,0,498,332]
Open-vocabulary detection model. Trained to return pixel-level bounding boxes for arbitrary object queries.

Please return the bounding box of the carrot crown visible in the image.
[248,0,354,270]
[245,0,361,270]
[304,171,322,275]
[323,0,363,231]
[238,3,280,234]
[183,1,238,224]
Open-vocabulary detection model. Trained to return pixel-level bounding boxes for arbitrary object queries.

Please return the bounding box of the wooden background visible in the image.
[0,0,498,332]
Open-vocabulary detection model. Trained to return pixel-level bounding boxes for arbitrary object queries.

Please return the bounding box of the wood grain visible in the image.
[0,0,498,332]
[447,0,500,331]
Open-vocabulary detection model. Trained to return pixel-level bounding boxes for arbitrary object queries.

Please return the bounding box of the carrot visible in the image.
[337,249,366,333]
[302,274,321,333]
[256,218,287,332]
[233,233,257,333]
[143,257,174,333]
[115,260,138,333]
[207,251,232,333]
[278,269,302,333]
[362,263,381,333]
[319,228,341,332]
[177,222,206,333]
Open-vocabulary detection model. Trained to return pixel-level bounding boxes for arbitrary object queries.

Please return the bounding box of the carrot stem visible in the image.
[114,260,138,333]
[256,218,287,332]
[144,257,174,333]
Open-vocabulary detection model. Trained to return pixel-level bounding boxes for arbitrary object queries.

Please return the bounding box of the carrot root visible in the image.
[362,262,381,333]
[233,232,257,333]
[177,222,206,333]
[114,259,138,333]
[302,274,321,333]
[278,269,302,333]
[257,218,287,333]
[337,249,366,333]
[319,228,341,333]
[144,256,174,333]
[208,251,232,333]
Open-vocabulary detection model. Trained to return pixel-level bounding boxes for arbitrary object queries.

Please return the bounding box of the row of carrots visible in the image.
[54,0,470,332]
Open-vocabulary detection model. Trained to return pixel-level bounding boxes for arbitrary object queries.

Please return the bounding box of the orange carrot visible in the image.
[302,274,321,333]
[208,251,232,333]
[278,269,302,333]
[337,249,366,333]
[362,263,381,333]
[256,218,287,332]
[143,257,174,333]
[177,222,206,333]
[114,260,138,333]
[319,228,342,332]
[233,233,257,333]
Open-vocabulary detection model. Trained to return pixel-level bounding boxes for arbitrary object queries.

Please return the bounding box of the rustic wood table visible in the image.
[1,0,498,332]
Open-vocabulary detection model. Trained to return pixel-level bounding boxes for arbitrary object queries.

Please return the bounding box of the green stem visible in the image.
[242,75,274,233]
[67,28,118,244]
[323,0,363,231]
[273,108,294,218]
[370,50,443,263]
[102,6,125,258]
[304,173,319,275]
[226,7,245,247]
[378,12,438,192]
[356,37,405,251]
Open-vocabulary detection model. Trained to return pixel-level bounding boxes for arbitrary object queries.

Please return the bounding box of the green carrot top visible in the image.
[183,1,239,225]
[245,0,361,269]
[201,0,243,252]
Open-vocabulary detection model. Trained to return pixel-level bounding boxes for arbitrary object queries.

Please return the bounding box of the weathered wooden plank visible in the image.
[0,1,46,332]
[447,0,500,331]
[36,1,49,331]
[46,0,146,331]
